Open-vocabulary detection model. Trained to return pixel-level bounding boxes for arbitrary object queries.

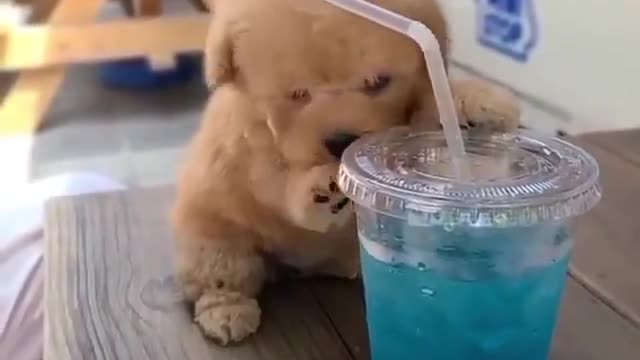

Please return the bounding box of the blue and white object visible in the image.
[99,55,201,90]
[476,0,538,62]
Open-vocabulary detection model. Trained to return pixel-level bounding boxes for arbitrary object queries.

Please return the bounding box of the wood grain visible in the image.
[568,136,640,326]
[551,281,640,360]
[309,279,370,360]
[581,129,640,167]
[44,188,352,360]
[310,278,640,360]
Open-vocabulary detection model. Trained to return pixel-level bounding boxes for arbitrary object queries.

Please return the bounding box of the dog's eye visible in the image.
[289,88,311,103]
[363,74,391,95]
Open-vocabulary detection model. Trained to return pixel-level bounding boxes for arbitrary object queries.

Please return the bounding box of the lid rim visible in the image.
[339,128,602,227]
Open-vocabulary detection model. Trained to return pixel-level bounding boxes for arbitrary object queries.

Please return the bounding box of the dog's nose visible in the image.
[324,132,360,160]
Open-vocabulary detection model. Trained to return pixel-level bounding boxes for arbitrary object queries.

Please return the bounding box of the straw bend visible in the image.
[407,21,441,53]
[322,0,468,178]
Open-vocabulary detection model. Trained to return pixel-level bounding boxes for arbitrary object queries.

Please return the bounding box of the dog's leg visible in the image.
[451,78,521,133]
[176,239,266,345]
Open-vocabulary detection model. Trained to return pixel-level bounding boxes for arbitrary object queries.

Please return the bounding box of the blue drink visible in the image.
[357,210,572,360]
[338,129,601,360]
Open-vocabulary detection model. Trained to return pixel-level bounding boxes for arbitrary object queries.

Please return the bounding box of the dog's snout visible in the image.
[324,132,360,159]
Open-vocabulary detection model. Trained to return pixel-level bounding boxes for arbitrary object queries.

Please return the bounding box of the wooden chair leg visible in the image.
[135,0,178,71]
[118,0,136,17]
[117,0,162,18]
[186,0,209,12]
[139,0,162,15]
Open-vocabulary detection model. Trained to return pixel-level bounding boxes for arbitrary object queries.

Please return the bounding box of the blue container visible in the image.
[99,54,201,90]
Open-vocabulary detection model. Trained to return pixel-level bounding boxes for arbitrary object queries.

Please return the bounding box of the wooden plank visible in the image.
[44,189,354,360]
[309,279,370,360]
[568,136,640,326]
[311,278,640,360]
[42,183,640,359]
[0,16,208,71]
[580,129,640,167]
[552,281,640,360]
[0,0,104,135]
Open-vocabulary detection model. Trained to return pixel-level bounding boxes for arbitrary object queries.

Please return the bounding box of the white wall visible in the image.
[439,0,640,135]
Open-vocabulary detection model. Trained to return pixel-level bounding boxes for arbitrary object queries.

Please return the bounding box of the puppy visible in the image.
[172,0,520,345]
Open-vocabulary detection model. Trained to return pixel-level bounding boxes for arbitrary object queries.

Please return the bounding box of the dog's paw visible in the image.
[453,79,521,134]
[194,292,261,345]
[313,177,350,215]
[307,164,353,232]
[288,163,353,233]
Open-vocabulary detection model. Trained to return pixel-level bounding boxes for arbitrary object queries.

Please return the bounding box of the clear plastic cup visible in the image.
[338,128,602,360]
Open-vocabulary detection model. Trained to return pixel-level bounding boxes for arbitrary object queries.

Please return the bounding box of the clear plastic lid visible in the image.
[338,128,602,227]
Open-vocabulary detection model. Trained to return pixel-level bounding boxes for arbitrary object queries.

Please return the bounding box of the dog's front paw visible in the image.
[194,291,261,345]
[453,79,521,133]
[288,163,353,233]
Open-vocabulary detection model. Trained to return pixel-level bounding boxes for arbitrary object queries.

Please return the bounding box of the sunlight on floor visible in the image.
[0,135,36,191]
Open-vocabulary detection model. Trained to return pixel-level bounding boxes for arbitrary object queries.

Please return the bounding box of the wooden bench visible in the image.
[0,0,208,135]
[43,130,640,359]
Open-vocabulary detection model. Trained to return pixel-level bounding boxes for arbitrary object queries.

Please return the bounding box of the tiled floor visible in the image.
[1,63,207,189]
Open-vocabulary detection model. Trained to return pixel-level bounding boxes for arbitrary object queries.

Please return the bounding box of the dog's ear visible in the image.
[204,18,235,88]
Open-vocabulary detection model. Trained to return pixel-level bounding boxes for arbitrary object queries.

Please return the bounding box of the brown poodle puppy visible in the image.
[172,0,520,345]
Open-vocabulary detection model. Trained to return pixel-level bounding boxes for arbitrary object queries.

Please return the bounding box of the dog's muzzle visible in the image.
[324,132,360,160]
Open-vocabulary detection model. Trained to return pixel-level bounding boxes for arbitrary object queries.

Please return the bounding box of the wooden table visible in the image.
[44,130,640,359]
